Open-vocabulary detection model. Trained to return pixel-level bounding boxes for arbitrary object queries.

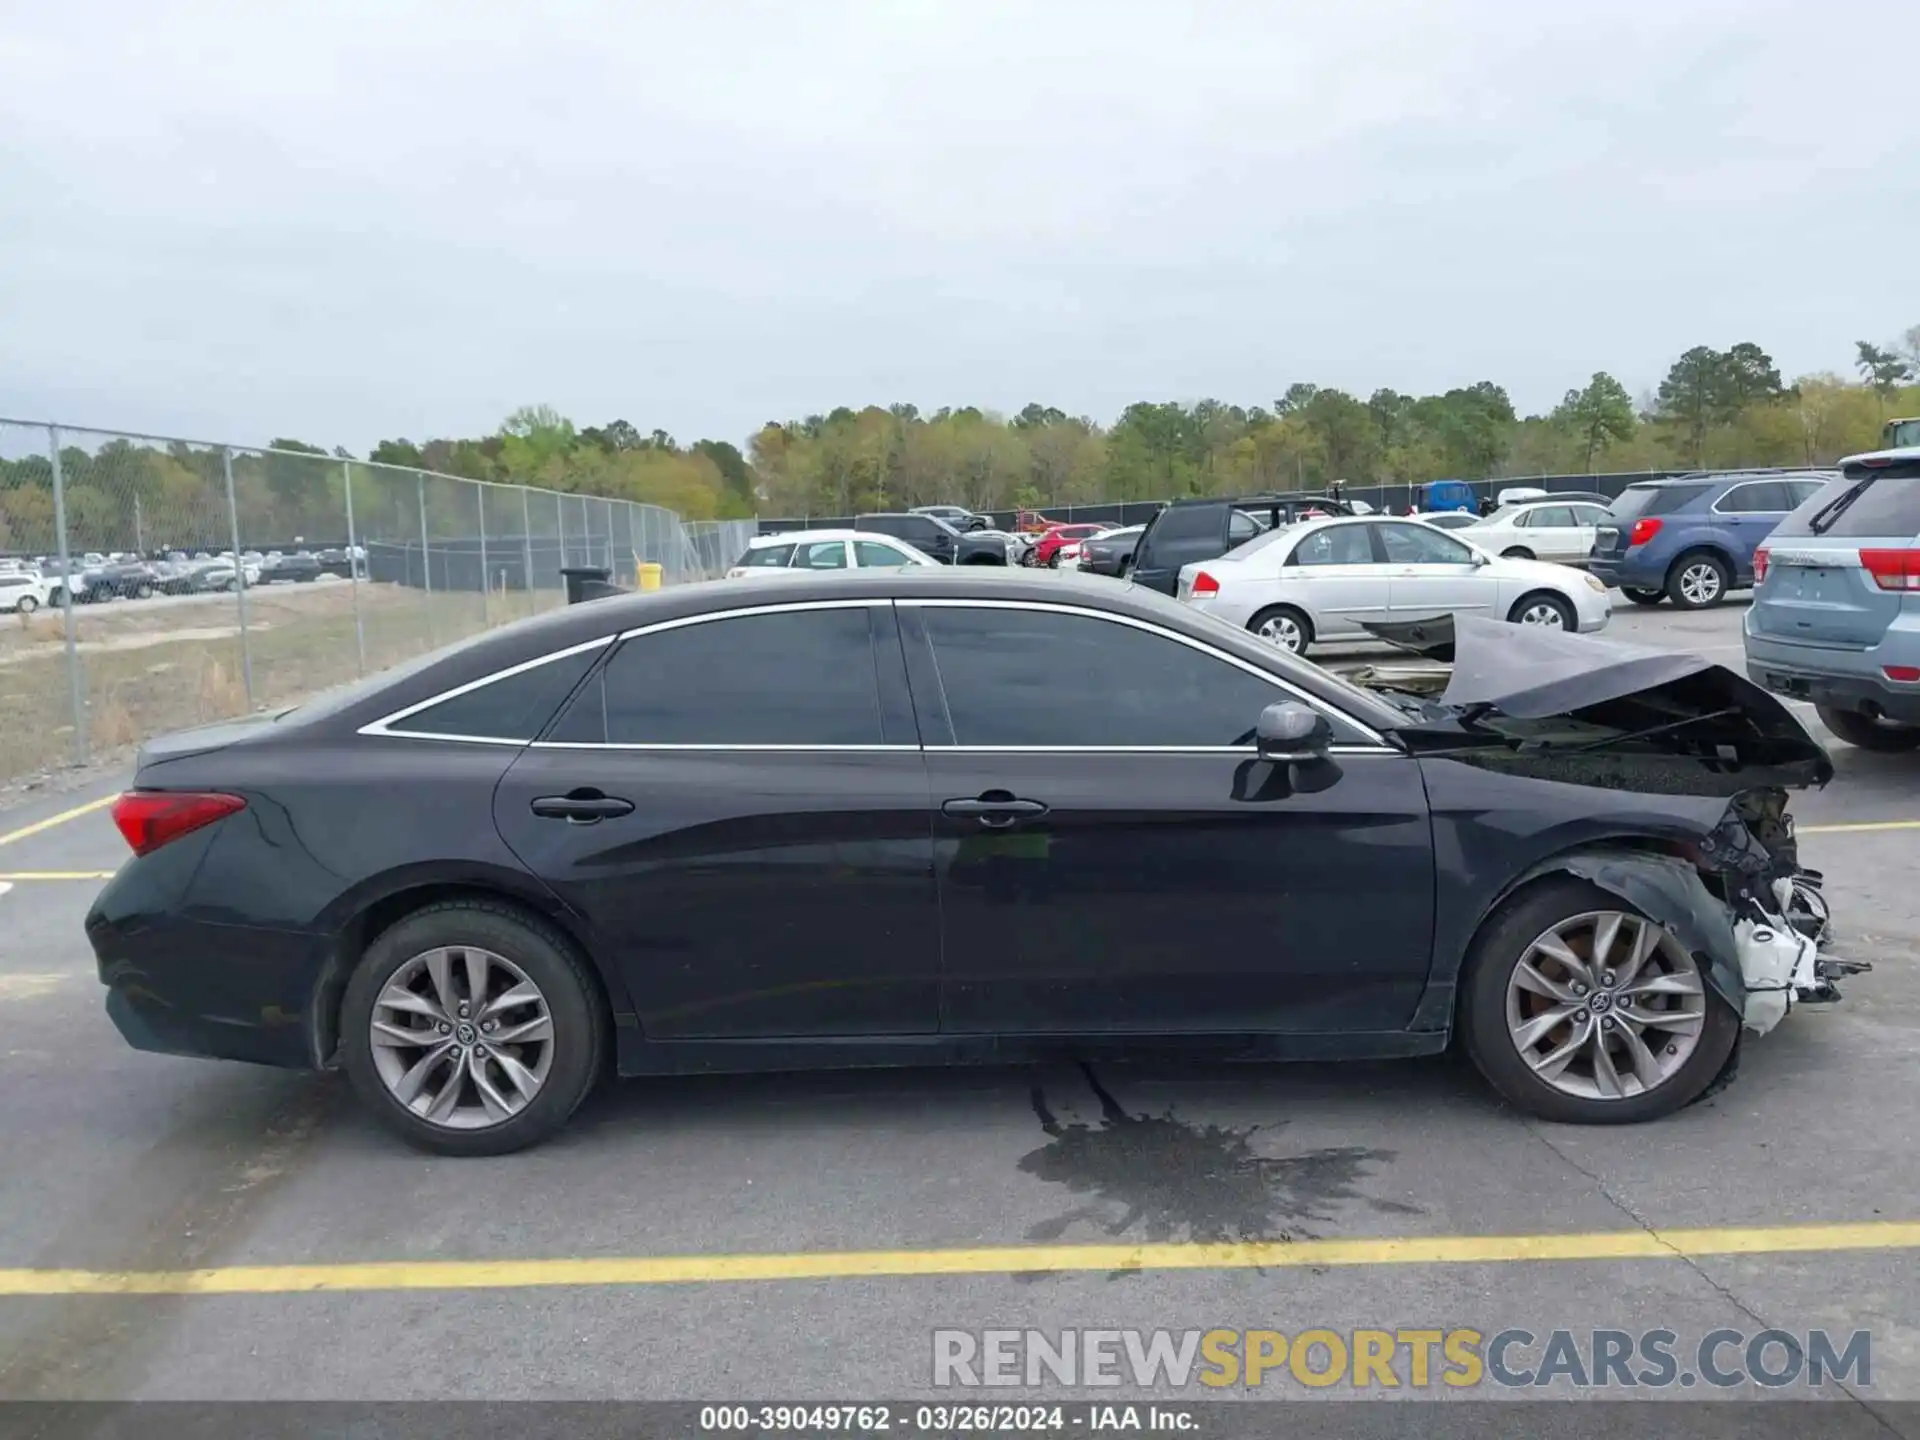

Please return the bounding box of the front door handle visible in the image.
[942,795,1049,829]
[530,789,635,824]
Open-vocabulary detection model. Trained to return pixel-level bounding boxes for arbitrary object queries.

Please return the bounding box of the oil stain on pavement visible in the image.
[1019,1063,1420,1256]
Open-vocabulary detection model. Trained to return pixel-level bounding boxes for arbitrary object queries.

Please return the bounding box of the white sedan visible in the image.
[1175,515,1611,655]
[726,528,938,578]
[1464,500,1612,566]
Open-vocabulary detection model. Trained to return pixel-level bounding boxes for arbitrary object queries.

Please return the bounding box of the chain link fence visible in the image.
[0,418,757,785]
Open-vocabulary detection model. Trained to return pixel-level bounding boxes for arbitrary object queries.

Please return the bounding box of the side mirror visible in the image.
[1470,550,1491,567]
[1256,701,1333,763]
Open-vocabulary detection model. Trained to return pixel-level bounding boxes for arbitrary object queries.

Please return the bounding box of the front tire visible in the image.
[1457,878,1738,1124]
[15,595,37,614]
[340,900,606,1156]
[1502,547,1535,561]
[1508,591,1575,630]
[1622,587,1664,607]
[1667,551,1729,609]
[1817,705,1920,752]
[1247,604,1312,654]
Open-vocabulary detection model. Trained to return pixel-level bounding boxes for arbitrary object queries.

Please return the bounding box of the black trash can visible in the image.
[559,566,623,605]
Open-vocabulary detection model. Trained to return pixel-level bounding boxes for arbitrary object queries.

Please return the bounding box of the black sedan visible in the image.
[88,569,1844,1156]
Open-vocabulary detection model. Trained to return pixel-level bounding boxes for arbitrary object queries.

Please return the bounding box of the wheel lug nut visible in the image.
[458,1003,470,1017]
[1600,1017,1614,1030]
[1601,971,1616,986]
[482,1021,496,1033]
[475,1046,488,1058]
[1573,984,1588,997]
[438,1023,451,1034]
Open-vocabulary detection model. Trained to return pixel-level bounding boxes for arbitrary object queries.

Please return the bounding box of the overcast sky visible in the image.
[2,0,1914,454]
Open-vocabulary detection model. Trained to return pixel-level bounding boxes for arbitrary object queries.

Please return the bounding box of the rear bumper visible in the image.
[87,864,329,1071]
[1743,635,1920,724]
[1587,553,1661,589]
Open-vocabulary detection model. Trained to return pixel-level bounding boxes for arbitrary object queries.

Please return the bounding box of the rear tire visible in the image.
[1247,605,1312,654]
[1622,587,1664,607]
[1457,878,1739,1124]
[15,595,36,614]
[1817,705,1920,752]
[1666,551,1729,609]
[340,900,607,1157]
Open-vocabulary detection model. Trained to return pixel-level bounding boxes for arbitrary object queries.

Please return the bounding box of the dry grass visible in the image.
[1,581,568,784]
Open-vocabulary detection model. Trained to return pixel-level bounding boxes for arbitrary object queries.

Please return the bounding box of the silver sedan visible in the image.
[1173,515,1613,654]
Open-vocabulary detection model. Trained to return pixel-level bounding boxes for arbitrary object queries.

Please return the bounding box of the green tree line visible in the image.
[4,329,1916,552]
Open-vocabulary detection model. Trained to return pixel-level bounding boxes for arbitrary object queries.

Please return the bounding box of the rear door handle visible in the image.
[530,790,635,823]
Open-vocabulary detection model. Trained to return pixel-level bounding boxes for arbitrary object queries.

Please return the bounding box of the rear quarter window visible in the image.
[1144,506,1224,545]
[738,543,795,568]
[1769,463,1920,541]
[383,644,606,741]
[1607,484,1712,521]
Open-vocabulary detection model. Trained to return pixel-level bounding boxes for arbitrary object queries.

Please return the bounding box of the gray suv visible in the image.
[1745,447,1920,750]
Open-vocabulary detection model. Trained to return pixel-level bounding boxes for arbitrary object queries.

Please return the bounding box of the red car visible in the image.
[1030,522,1113,568]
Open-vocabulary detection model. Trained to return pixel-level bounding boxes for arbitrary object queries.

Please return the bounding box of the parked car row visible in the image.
[0,546,362,606]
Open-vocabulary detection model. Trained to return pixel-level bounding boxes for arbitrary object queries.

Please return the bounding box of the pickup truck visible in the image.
[854,512,1008,565]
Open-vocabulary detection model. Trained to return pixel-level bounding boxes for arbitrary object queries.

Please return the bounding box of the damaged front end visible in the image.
[1357,615,1864,1034]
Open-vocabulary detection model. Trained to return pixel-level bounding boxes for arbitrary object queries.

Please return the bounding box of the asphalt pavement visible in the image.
[0,598,1917,1413]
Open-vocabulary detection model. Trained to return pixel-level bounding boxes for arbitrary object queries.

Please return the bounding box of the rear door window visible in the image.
[1522,505,1577,528]
[1770,462,1920,541]
[550,606,887,746]
[793,540,850,569]
[1288,526,1376,566]
[1717,481,1792,514]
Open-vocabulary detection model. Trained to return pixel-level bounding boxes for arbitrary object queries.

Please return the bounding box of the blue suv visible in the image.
[1587,471,1831,609]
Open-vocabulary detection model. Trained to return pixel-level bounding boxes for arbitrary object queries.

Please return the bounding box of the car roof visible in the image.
[1629,470,1829,491]
[301,565,1409,735]
[749,528,912,545]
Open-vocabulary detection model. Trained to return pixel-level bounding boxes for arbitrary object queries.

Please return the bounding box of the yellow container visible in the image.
[637,562,664,592]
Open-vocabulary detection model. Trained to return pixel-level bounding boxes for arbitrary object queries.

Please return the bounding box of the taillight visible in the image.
[1884,666,1920,683]
[1627,517,1663,547]
[1860,549,1920,592]
[1753,547,1769,582]
[1191,570,1220,597]
[111,791,246,857]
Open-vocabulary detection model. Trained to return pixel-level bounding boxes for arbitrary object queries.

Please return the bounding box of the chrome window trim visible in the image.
[357,635,615,743]
[898,596,1390,747]
[521,742,1396,756]
[615,596,885,642]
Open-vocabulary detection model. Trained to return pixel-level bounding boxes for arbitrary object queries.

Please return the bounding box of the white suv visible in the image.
[0,571,53,614]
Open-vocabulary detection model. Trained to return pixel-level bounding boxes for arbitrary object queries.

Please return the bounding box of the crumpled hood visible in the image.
[1357,614,1834,791]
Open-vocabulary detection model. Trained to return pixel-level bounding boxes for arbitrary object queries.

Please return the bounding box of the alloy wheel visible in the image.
[1503,911,1706,1101]
[369,945,555,1130]
[1679,562,1722,606]
[1256,613,1305,652]
[1517,599,1567,628]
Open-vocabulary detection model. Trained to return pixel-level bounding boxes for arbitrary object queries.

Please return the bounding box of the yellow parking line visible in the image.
[1799,820,1920,835]
[0,794,118,848]
[1,1220,1916,1296]
[0,871,116,881]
